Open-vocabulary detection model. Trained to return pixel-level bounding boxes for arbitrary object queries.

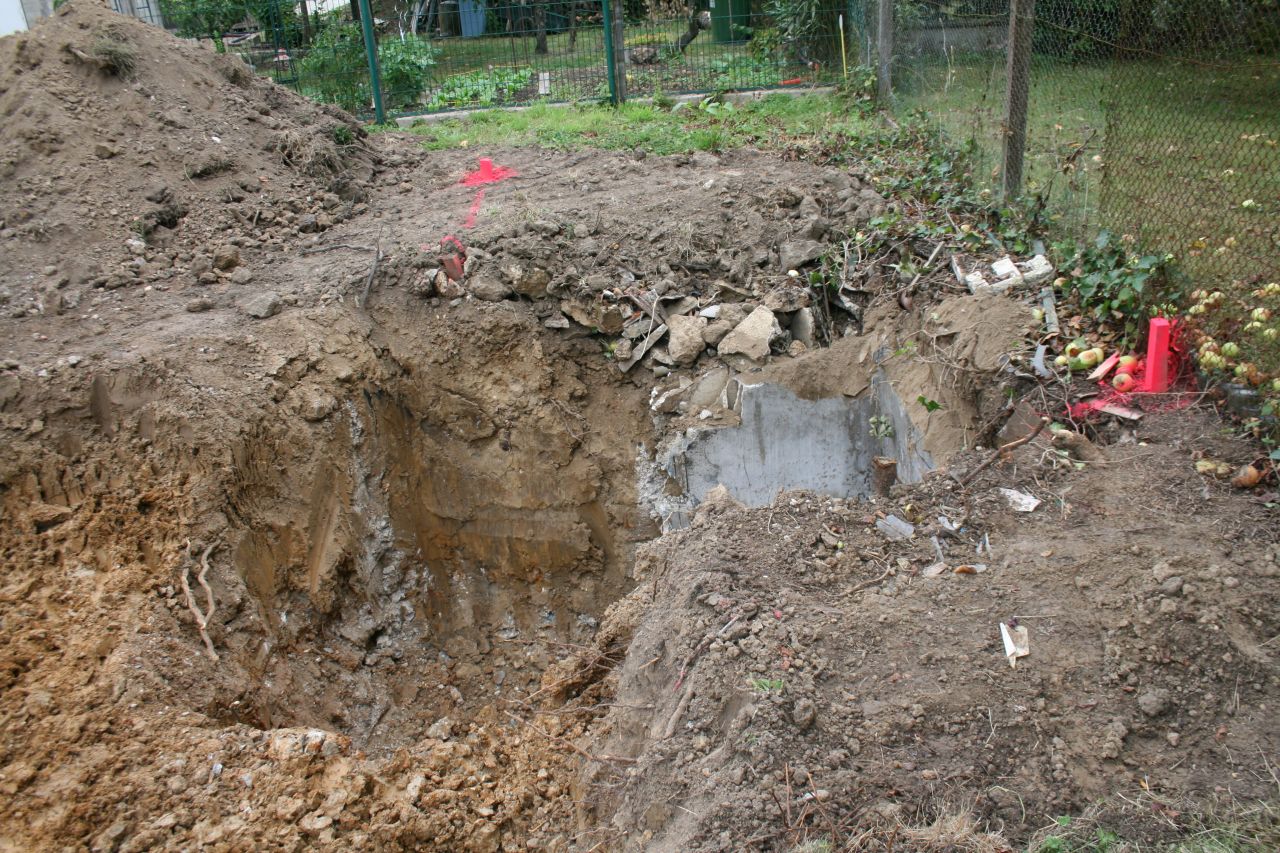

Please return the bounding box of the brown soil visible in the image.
[2,4,1278,852]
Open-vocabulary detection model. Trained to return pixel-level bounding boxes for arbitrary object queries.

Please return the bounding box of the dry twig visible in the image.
[959,417,1050,487]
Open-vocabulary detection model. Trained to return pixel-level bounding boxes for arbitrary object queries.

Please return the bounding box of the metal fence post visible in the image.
[601,0,626,104]
[1002,0,1036,200]
[876,0,893,103]
[601,0,620,104]
[357,0,386,124]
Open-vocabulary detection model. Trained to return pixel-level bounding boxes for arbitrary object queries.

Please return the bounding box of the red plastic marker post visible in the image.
[1142,317,1172,393]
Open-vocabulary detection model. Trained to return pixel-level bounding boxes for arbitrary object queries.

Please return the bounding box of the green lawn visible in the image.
[406,91,875,155]
[896,52,1280,283]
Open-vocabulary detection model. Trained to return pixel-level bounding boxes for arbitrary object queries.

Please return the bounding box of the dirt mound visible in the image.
[576,416,1280,850]
[0,0,370,312]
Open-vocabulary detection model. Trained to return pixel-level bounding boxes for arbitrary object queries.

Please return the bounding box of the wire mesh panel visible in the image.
[893,0,1280,283]
[611,0,864,102]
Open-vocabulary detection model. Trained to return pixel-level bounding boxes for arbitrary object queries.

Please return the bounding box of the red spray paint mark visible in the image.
[463,189,486,229]
[461,157,518,186]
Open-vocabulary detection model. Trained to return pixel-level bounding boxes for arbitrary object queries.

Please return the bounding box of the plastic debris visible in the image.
[876,515,915,541]
[998,488,1041,512]
[999,620,1030,668]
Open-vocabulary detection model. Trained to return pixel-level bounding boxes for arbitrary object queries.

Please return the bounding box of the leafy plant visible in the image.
[869,415,895,439]
[426,67,535,111]
[158,0,243,52]
[298,20,438,114]
[1056,230,1177,345]
[378,36,439,109]
[917,395,943,413]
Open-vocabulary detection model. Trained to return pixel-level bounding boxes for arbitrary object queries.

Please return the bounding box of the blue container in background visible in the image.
[459,0,486,37]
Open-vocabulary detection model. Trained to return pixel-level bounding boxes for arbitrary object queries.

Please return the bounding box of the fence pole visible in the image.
[876,0,892,103]
[357,0,385,124]
[601,0,620,104]
[612,0,627,102]
[1001,0,1036,200]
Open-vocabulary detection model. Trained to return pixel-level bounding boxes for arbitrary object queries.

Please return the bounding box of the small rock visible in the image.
[185,297,214,313]
[1137,689,1170,718]
[468,273,512,302]
[717,306,781,362]
[778,239,825,272]
[241,291,281,319]
[298,390,337,422]
[426,717,453,740]
[212,245,240,271]
[91,820,128,852]
[296,214,319,233]
[791,697,816,731]
[512,266,552,298]
[1152,560,1179,582]
[1159,576,1184,596]
[1166,731,1181,747]
[666,315,707,366]
[229,268,254,286]
[94,143,119,160]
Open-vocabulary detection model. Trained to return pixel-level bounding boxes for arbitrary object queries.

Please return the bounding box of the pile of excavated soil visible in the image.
[575,407,1280,850]
[1,8,1278,851]
[0,0,372,319]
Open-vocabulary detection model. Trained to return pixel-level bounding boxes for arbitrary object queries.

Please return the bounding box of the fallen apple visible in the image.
[1117,355,1140,374]
[1078,348,1102,368]
[1064,338,1088,358]
[1112,372,1137,392]
[1054,355,1069,367]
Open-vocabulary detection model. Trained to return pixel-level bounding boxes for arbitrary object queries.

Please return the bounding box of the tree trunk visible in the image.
[299,0,312,45]
[350,0,361,23]
[534,2,548,54]
[678,9,709,53]
[568,0,577,50]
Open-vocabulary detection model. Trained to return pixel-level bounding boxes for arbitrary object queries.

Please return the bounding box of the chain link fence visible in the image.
[892,0,1280,284]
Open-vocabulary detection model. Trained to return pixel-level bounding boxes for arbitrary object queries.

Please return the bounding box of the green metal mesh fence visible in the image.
[893,0,1280,284]
[174,0,868,118]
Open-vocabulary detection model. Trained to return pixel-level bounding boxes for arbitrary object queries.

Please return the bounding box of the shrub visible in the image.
[298,17,437,114]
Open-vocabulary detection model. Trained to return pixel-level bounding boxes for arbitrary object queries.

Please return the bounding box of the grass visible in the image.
[896,52,1280,284]
[408,91,875,155]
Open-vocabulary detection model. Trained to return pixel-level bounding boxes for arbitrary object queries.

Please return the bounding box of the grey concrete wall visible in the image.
[662,373,934,519]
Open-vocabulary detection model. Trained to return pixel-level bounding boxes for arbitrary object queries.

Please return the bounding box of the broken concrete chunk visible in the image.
[618,323,668,373]
[702,303,749,346]
[561,297,626,334]
[716,306,780,362]
[666,314,707,366]
[790,307,816,349]
[778,239,825,272]
[763,285,811,314]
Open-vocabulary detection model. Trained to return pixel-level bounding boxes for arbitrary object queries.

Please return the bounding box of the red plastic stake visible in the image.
[1142,317,1172,393]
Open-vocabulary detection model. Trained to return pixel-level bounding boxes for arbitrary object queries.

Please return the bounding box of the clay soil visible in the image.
[2,4,1279,852]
